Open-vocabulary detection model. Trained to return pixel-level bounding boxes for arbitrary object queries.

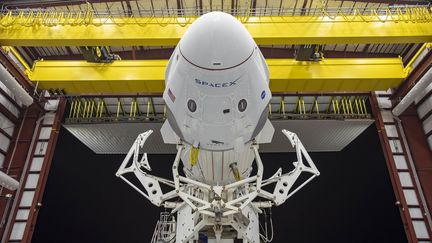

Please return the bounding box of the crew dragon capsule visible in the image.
[117,12,320,243]
[163,11,271,152]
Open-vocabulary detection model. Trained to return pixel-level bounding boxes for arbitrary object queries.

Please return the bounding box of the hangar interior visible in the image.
[0,0,431,242]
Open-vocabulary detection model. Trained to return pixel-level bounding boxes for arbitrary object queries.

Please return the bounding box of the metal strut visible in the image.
[116,129,320,243]
[116,130,178,206]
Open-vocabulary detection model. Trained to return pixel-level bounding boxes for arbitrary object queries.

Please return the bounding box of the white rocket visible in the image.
[117,12,319,243]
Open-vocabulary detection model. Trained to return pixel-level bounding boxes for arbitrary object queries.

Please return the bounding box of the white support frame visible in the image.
[116,129,320,243]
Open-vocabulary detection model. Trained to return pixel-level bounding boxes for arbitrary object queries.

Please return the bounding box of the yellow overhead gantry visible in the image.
[28,58,406,93]
[1,7,432,46]
[1,7,425,94]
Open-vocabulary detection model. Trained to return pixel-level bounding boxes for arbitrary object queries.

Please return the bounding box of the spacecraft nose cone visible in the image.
[179,11,255,70]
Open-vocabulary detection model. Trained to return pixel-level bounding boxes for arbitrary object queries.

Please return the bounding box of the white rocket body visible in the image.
[162,12,273,153]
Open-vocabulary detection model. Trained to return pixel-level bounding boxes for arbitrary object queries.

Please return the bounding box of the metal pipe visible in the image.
[0,171,19,191]
[0,194,12,229]
[392,67,432,116]
[3,47,31,73]
[404,43,432,73]
[0,63,33,106]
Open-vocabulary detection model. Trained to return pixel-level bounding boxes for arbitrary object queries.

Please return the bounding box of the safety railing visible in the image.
[0,4,431,29]
[64,94,371,124]
[67,96,164,123]
[269,95,370,120]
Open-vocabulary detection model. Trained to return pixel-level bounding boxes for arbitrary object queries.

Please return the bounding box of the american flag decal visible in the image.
[168,88,176,103]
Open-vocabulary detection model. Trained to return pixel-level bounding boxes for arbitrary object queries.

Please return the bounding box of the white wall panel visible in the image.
[389,139,403,153]
[44,100,59,111]
[418,95,432,119]
[415,82,432,104]
[24,174,40,189]
[16,209,30,221]
[0,153,5,168]
[0,112,14,136]
[377,96,392,109]
[422,114,432,135]
[10,222,26,240]
[393,155,408,170]
[30,157,44,172]
[0,92,19,117]
[0,132,10,152]
[398,172,414,188]
[38,127,52,140]
[413,220,430,239]
[43,113,55,125]
[403,189,419,206]
[0,81,22,107]
[381,110,394,123]
[34,142,47,156]
[409,207,423,219]
[19,191,35,207]
[385,125,399,138]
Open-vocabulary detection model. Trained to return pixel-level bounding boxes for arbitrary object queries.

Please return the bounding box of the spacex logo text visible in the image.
[195,78,239,88]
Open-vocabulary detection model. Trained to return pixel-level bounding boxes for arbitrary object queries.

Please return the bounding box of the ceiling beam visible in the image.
[1,14,432,46]
[35,47,398,61]
[27,58,406,94]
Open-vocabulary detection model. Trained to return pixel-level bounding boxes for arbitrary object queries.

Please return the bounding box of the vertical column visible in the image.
[0,103,41,243]
[1,98,66,243]
[371,92,432,243]
[23,98,66,243]
[398,105,432,242]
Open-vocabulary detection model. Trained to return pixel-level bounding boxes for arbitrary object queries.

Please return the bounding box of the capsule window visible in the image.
[187,99,197,112]
[238,99,247,112]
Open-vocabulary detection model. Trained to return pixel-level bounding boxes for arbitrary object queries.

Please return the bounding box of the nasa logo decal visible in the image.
[261,90,266,100]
